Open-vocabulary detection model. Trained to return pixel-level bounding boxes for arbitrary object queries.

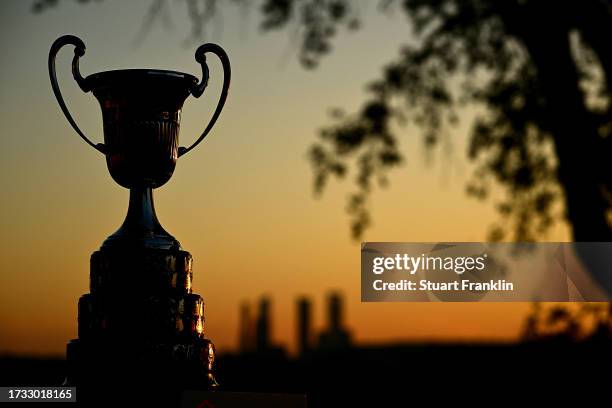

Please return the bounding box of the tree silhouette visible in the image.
[522,302,611,342]
[36,0,612,244]
[282,0,612,244]
[271,0,612,245]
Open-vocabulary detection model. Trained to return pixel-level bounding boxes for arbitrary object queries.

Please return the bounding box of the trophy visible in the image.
[48,34,230,398]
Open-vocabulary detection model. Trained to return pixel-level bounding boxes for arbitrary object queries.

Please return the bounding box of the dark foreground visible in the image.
[1,341,610,407]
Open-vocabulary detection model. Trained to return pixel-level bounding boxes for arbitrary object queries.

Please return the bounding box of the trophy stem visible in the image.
[126,187,160,231]
[101,187,180,250]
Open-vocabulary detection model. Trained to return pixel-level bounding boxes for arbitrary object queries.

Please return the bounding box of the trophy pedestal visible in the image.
[65,248,217,399]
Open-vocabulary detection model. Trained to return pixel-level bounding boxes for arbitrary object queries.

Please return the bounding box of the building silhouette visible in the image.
[255,297,271,352]
[239,291,352,357]
[296,297,312,357]
[238,301,253,353]
[317,292,352,351]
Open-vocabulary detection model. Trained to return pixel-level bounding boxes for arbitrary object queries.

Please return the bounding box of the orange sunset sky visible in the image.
[0,0,570,356]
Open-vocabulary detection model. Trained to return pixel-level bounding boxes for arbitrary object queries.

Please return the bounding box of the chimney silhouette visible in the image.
[256,297,271,352]
[329,292,342,331]
[318,291,351,351]
[296,297,312,356]
[239,301,252,353]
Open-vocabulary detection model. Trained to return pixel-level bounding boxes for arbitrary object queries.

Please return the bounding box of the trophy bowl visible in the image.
[89,69,197,189]
[49,35,230,250]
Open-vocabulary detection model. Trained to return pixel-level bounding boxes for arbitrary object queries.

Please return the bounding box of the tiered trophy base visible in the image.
[65,248,217,403]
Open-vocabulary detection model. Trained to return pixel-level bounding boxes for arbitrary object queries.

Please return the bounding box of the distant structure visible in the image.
[239,301,253,353]
[318,292,352,351]
[238,290,352,356]
[296,297,312,356]
[256,297,271,352]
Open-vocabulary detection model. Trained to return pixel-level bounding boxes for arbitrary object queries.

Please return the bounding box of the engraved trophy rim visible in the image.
[84,69,199,91]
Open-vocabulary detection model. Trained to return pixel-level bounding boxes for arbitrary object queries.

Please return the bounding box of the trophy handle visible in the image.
[178,43,231,158]
[48,35,105,154]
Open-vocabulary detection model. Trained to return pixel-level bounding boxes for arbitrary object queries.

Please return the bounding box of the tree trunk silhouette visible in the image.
[508,2,612,242]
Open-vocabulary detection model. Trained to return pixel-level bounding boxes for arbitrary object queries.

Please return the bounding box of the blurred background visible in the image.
[0,0,610,401]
